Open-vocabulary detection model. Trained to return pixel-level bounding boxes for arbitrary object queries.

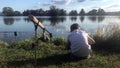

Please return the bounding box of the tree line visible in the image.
[1,6,120,16]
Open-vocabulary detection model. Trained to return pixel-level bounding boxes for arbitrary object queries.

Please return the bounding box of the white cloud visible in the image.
[77,0,109,3]
[52,0,71,5]
[97,4,120,12]
[36,2,41,6]
[89,0,108,2]
[65,0,71,5]
[33,2,41,9]
[77,0,86,2]
[105,4,120,11]
[107,4,120,8]
[36,2,52,7]
[42,2,52,6]
[91,6,100,9]
[88,0,111,2]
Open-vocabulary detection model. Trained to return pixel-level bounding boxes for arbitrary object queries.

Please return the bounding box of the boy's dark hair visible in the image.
[70,23,80,32]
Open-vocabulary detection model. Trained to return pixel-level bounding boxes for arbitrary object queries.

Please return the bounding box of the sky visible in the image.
[0,0,120,13]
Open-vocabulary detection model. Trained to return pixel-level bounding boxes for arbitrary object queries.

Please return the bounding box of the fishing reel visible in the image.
[31,29,52,49]
[38,29,52,42]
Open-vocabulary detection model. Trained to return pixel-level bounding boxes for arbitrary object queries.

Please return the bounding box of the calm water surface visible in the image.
[0,16,120,43]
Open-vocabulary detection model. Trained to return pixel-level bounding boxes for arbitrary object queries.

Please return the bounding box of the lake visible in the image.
[0,16,120,43]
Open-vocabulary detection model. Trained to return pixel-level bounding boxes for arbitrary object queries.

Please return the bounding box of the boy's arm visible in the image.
[88,35,95,45]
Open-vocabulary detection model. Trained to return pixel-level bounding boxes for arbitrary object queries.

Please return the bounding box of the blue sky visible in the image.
[0,0,120,13]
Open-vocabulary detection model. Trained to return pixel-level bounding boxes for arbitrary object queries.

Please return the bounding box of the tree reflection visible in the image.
[80,16,85,23]
[97,16,105,23]
[49,16,66,26]
[70,16,77,21]
[14,18,21,21]
[88,16,105,23]
[37,18,46,23]
[3,17,14,25]
[88,16,97,22]
[23,16,66,26]
[24,17,31,22]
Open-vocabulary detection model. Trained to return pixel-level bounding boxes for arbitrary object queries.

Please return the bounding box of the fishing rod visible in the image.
[29,15,51,33]
[29,15,52,68]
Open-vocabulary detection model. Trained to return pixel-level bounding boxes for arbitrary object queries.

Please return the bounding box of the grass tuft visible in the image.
[93,23,120,54]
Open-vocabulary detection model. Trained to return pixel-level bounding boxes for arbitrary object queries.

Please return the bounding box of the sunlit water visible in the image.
[0,16,120,43]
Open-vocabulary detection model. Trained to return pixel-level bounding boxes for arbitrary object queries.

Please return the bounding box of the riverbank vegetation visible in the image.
[0,24,120,68]
[1,6,120,16]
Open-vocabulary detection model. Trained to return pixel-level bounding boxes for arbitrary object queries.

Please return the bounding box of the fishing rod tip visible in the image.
[28,15,34,20]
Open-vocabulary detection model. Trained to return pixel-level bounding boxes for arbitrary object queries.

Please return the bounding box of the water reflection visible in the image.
[38,17,49,23]
[88,16,105,22]
[0,31,34,43]
[3,17,22,25]
[88,16,97,22]
[23,16,66,26]
[1,16,117,43]
[2,16,107,26]
[3,17,14,25]
[97,16,105,23]
[48,17,66,26]
[70,16,77,21]
[80,16,85,23]
[14,17,21,21]
[24,17,31,22]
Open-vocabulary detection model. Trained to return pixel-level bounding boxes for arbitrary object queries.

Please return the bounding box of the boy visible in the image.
[66,23,95,59]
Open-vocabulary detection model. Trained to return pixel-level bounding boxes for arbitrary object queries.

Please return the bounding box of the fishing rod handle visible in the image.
[29,15,45,29]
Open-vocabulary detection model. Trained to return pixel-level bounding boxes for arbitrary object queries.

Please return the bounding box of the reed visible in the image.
[92,23,120,53]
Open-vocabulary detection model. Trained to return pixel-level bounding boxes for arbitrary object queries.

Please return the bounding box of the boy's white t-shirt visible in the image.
[67,29,91,57]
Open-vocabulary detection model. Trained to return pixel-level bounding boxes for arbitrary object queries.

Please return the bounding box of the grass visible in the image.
[0,24,120,68]
[1,47,120,68]
[92,23,120,53]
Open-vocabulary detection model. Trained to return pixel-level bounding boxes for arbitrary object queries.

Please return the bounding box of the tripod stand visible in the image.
[31,22,38,68]
[29,15,52,68]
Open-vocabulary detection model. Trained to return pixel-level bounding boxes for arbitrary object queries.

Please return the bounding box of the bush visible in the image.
[0,41,9,48]
[92,24,120,53]
[53,37,66,46]
[10,39,33,50]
